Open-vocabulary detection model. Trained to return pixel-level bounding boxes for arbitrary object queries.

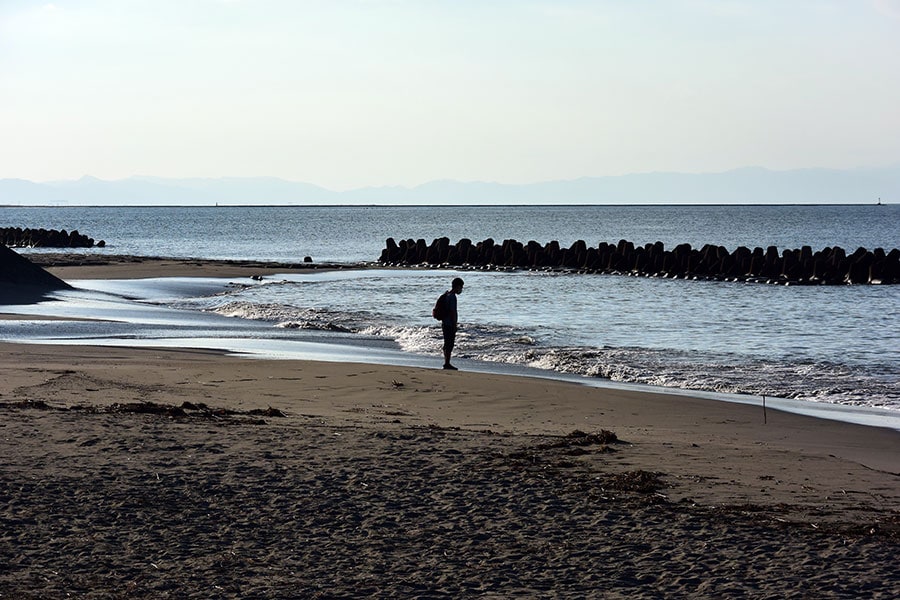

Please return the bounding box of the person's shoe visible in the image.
[443,364,458,370]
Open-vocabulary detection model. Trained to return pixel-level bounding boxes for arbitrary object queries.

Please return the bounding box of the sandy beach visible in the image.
[27,252,341,280]
[2,257,899,598]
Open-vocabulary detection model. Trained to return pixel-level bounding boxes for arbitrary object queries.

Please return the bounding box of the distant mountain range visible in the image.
[1,167,897,206]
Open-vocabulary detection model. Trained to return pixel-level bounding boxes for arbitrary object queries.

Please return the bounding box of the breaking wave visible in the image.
[207,301,363,334]
[470,345,898,410]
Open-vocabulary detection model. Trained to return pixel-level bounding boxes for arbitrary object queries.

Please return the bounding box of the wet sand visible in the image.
[1,257,899,597]
[29,253,344,280]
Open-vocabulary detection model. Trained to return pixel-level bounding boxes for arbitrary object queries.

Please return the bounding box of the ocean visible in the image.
[3,204,899,422]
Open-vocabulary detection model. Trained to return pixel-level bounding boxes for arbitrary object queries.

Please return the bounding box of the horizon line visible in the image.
[3,163,900,190]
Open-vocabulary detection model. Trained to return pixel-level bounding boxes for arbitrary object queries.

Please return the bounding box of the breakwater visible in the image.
[379,237,900,285]
[1,227,105,248]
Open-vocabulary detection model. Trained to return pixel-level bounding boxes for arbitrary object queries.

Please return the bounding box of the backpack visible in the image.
[432,292,448,321]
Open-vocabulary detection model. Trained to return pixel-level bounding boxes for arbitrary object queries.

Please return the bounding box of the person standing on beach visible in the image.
[441,277,464,370]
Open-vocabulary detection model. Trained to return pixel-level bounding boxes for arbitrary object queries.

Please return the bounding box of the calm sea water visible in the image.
[3,204,899,413]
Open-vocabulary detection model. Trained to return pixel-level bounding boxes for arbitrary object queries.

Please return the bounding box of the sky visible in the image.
[2,0,900,190]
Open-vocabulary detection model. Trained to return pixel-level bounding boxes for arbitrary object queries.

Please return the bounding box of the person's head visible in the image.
[451,277,464,293]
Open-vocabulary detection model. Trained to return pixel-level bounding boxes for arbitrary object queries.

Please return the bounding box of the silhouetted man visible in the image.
[441,277,464,370]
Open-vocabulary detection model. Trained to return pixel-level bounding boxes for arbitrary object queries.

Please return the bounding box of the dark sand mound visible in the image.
[0,244,73,303]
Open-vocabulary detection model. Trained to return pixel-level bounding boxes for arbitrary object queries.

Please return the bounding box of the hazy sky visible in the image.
[2,1,900,189]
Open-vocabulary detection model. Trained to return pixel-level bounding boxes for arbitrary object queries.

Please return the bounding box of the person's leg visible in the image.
[442,322,457,369]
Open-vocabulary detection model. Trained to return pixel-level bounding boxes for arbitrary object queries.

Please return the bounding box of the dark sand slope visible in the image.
[0,245,73,303]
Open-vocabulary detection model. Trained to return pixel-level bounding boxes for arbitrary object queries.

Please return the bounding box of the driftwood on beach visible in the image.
[379,237,900,285]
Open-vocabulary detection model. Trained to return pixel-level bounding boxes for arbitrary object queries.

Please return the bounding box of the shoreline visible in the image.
[3,341,898,491]
[26,252,355,280]
[3,253,900,430]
